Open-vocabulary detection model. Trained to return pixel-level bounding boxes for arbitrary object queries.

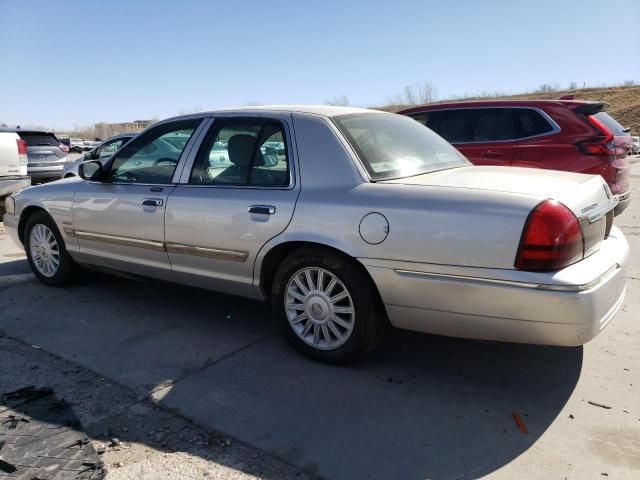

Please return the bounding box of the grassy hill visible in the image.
[380,85,640,135]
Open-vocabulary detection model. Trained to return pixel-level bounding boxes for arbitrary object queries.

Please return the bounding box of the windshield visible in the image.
[333,113,470,180]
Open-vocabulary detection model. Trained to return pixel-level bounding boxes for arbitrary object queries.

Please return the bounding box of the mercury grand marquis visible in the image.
[3,106,629,363]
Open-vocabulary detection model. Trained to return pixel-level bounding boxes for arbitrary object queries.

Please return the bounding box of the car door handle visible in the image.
[141,198,164,207]
[248,205,276,215]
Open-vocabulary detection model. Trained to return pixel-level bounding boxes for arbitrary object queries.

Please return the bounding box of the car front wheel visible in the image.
[271,248,386,364]
[25,212,76,286]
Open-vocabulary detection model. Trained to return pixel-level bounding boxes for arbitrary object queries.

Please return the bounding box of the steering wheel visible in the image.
[114,170,139,182]
[153,157,179,167]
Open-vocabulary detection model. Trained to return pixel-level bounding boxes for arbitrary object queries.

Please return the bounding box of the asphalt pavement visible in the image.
[0,161,639,479]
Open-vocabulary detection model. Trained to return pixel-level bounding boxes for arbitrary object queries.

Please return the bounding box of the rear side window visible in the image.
[409,111,442,132]
[190,119,290,187]
[429,108,516,143]
[474,108,516,141]
[436,110,476,143]
[592,112,628,135]
[515,109,554,137]
[412,107,554,142]
[18,132,59,147]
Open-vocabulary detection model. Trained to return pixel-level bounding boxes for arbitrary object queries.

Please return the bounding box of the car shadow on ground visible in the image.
[0,263,583,480]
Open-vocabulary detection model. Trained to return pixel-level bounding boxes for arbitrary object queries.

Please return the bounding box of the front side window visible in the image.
[334,113,470,181]
[190,119,289,186]
[107,119,201,184]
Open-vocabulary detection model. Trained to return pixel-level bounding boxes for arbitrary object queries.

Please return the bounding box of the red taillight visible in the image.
[515,200,584,271]
[576,115,616,156]
[16,138,27,156]
[59,142,69,153]
[16,138,28,166]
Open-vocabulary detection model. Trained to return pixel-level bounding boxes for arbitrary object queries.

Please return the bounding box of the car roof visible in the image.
[398,99,603,114]
[215,105,376,116]
[163,105,383,123]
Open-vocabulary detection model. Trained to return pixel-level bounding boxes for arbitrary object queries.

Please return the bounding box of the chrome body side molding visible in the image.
[165,243,248,262]
[74,231,166,252]
[72,230,249,262]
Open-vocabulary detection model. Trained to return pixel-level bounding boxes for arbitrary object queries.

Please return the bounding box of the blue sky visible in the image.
[1,0,638,129]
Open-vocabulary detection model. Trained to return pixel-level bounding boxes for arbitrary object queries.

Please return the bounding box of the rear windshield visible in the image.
[18,132,59,147]
[592,112,628,136]
[333,113,470,180]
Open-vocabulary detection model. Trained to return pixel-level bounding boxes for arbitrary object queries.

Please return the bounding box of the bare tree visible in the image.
[402,85,417,106]
[535,83,560,94]
[325,95,350,106]
[414,81,437,104]
[386,81,438,107]
[568,81,578,90]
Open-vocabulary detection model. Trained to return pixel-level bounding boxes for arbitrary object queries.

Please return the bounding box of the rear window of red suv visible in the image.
[592,112,628,136]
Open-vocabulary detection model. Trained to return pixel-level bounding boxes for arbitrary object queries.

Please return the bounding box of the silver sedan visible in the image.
[2,106,629,363]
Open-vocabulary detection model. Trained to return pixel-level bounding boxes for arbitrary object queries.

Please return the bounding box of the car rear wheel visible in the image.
[271,248,386,364]
[25,212,76,286]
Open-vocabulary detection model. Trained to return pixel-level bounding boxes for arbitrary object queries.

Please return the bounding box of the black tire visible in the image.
[24,211,77,287]
[271,247,386,364]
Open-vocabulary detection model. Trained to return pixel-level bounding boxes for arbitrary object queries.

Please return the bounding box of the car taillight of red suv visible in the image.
[399,100,632,215]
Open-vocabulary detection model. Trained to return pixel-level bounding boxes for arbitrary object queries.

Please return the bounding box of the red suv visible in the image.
[399,100,632,214]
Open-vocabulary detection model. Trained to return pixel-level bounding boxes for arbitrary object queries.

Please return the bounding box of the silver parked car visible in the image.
[2,106,628,363]
[61,133,136,178]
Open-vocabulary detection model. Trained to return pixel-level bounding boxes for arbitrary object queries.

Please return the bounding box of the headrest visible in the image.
[227,134,264,167]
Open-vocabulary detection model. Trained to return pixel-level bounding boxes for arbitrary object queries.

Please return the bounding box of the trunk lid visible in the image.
[384,165,617,258]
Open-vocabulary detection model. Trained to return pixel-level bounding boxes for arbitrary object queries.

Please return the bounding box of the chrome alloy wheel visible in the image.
[285,267,355,350]
[29,224,60,278]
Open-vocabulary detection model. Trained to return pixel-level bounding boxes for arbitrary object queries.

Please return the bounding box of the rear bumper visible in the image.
[361,227,629,346]
[28,164,65,179]
[0,176,31,197]
[614,190,631,215]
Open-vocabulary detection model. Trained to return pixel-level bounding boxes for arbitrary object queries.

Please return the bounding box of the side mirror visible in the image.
[78,160,103,181]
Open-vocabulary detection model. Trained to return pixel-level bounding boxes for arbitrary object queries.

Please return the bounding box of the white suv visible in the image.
[0,129,31,214]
